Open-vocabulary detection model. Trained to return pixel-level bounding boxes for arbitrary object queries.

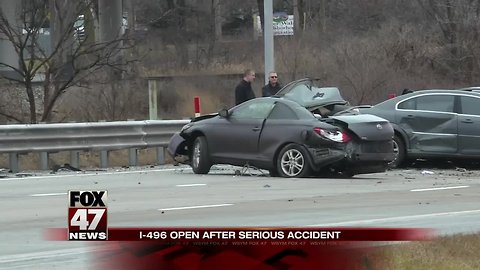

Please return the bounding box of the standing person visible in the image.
[235,69,256,105]
[262,71,282,97]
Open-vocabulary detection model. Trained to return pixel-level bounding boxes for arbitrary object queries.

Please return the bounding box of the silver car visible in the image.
[360,89,480,167]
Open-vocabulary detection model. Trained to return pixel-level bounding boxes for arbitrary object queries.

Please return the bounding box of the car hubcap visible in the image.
[193,140,201,168]
[281,149,304,177]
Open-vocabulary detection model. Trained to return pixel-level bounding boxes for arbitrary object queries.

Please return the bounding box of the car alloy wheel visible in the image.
[191,136,211,174]
[280,148,305,177]
[392,140,399,162]
[388,135,405,168]
[192,139,201,169]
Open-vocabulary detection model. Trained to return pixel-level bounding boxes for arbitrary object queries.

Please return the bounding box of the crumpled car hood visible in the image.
[275,78,348,109]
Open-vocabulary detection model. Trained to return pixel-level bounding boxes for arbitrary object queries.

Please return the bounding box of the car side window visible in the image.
[460,96,480,116]
[231,100,275,119]
[268,102,298,120]
[399,95,454,113]
[416,95,454,112]
[398,98,416,110]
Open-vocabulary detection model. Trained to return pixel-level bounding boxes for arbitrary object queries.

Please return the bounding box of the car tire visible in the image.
[339,170,355,178]
[191,136,212,174]
[389,135,406,168]
[276,144,311,178]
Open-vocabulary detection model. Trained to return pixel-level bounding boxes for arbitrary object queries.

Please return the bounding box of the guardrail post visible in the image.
[128,148,138,166]
[70,151,80,168]
[9,153,19,173]
[148,79,158,120]
[156,147,165,165]
[40,152,49,170]
[100,150,109,168]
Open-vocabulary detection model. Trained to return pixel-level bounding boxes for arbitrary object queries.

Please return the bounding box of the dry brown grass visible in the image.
[149,74,266,119]
[367,233,480,270]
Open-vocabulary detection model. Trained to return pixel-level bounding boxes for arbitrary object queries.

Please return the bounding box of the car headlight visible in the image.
[181,123,193,132]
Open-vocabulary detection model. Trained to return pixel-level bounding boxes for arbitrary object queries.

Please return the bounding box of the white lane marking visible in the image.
[0,167,191,182]
[176,184,207,187]
[411,185,469,192]
[30,193,67,197]
[159,203,233,211]
[307,209,480,227]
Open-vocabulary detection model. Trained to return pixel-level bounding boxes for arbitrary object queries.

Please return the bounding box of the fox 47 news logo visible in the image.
[68,191,108,240]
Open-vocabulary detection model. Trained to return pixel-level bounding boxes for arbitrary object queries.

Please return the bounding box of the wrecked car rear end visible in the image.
[321,114,394,175]
[277,78,395,174]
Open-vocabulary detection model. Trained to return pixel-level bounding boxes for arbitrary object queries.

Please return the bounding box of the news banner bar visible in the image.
[47,228,435,242]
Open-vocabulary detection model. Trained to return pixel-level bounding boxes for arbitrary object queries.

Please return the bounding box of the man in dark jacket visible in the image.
[235,69,256,105]
[262,71,282,97]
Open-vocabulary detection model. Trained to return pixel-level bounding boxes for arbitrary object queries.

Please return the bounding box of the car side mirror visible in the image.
[219,108,230,118]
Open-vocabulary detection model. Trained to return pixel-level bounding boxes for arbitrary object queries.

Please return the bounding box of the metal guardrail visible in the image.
[0,120,190,173]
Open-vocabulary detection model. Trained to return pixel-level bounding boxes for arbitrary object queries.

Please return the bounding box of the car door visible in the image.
[396,94,457,154]
[208,99,275,162]
[458,95,480,155]
[258,101,302,163]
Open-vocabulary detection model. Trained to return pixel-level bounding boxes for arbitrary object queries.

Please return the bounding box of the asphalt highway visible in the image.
[0,165,479,269]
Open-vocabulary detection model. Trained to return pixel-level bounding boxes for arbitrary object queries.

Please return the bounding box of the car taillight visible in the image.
[313,127,352,143]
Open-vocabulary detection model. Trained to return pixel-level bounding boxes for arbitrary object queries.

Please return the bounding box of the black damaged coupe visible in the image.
[168,79,394,177]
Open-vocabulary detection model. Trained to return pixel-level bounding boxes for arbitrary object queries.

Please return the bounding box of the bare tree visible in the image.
[416,0,480,83]
[0,0,131,123]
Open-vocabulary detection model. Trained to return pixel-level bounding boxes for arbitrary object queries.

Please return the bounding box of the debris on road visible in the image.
[0,168,7,178]
[51,163,82,173]
[15,173,33,177]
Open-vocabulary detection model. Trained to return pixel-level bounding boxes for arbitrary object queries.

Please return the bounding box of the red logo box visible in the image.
[68,191,108,241]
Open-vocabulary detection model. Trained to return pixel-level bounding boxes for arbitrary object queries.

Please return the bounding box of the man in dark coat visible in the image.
[262,71,282,97]
[235,69,256,105]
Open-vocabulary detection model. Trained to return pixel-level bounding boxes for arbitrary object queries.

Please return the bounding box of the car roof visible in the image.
[456,86,480,93]
[253,96,308,108]
[236,97,318,119]
[400,89,480,96]
[371,89,480,108]
[234,96,307,108]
